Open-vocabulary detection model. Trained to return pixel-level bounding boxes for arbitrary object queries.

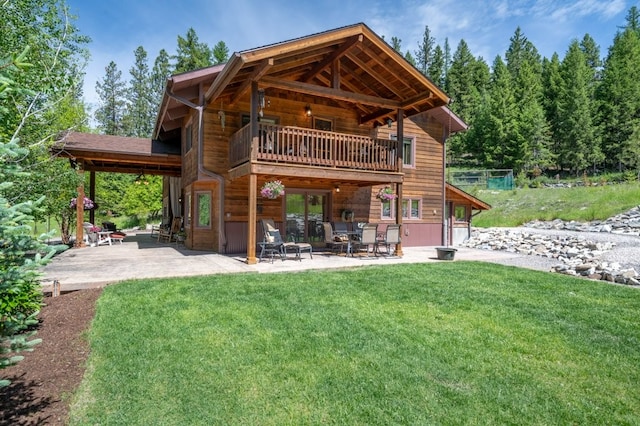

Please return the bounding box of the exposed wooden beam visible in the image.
[204,53,246,103]
[401,91,436,110]
[345,51,405,98]
[301,34,362,83]
[260,76,400,109]
[229,58,274,106]
[332,60,340,89]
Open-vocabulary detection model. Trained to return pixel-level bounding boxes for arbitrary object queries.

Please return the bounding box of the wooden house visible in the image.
[54,23,489,261]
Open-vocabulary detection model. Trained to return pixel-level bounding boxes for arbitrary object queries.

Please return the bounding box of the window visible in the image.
[381,199,395,219]
[391,134,415,167]
[313,117,333,131]
[402,198,421,219]
[454,205,468,222]
[195,191,211,228]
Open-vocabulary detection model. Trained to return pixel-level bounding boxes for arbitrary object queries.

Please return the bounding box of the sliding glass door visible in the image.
[284,191,330,243]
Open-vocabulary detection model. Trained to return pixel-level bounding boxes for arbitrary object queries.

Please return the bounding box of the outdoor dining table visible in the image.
[344,231,362,256]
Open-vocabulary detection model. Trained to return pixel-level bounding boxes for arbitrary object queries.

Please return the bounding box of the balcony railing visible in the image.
[229,123,399,172]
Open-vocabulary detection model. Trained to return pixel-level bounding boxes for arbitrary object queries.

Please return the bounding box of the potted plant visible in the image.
[69,196,96,210]
[376,186,397,201]
[175,230,187,243]
[260,180,285,199]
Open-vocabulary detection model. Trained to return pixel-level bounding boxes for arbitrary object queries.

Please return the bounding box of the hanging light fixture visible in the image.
[305,104,312,117]
[387,118,393,128]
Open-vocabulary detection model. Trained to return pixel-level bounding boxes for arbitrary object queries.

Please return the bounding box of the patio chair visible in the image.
[353,223,379,257]
[158,217,181,243]
[260,219,313,262]
[377,224,401,256]
[322,222,347,254]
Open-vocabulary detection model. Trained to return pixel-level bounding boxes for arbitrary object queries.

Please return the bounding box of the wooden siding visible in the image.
[182,119,198,186]
[375,115,445,224]
[186,89,447,251]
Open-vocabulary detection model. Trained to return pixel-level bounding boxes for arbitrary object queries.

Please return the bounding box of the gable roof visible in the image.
[155,23,451,140]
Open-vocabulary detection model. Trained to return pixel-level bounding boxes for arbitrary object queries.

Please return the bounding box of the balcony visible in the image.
[229,123,400,181]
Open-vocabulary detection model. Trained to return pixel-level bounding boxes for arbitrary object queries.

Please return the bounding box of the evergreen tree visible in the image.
[427,44,446,87]
[390,36,402,52]
[404,50,416,66]
[443,38,452,83]
[95,61,128,135]
[623,5,640,33]
[151,49,172,117]
[580,34,602,74]
[414,25,435,75]
[542,53,563,167]
[597,25,640,170]
[504,27,551,171]
[445,40,489,163]
[212,41,229,65]
[481,56,519,168]
[174,27,213,73]
[125,46,155,138]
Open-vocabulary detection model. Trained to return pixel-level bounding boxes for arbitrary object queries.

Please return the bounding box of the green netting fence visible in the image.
[448,169,514,190]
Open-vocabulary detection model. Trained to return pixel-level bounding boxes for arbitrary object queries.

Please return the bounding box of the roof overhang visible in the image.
[51,132,182,176]
[446,183,491,210]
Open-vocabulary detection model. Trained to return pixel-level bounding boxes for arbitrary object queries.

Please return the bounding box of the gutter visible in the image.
[165,88,228,253]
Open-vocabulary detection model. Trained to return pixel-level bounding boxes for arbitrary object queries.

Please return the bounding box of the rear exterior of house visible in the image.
[153,23,475,262]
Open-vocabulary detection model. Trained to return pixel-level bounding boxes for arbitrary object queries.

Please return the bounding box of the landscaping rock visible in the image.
[463,215,640,287]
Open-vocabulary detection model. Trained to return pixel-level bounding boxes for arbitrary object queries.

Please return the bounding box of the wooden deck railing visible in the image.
[229,123,399,172]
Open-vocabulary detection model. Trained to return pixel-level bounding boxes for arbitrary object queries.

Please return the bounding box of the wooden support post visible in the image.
[395,108,404,257]
[89,170,96,225]
[246,174,258,264]
[75,168,86,248]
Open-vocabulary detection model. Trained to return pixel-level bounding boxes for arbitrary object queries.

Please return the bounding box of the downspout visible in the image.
[442,101,454,247]
[165,89,227,253]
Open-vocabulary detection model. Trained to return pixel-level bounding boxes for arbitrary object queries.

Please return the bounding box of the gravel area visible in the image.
[477,227,640,274]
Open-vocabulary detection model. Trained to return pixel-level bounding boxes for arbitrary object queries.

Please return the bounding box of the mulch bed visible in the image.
[0,288,102,426]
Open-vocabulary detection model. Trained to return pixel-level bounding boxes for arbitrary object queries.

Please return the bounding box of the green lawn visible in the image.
[472,182,640,227]
[69,263,640,425]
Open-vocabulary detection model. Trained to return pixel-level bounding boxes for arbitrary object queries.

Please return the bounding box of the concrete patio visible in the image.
[40,231,542,293]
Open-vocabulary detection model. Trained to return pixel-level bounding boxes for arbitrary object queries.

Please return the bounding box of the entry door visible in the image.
[284,191,330,243]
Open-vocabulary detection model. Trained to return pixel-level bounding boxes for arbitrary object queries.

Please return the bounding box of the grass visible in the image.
[472,182,640,227]
[69,263,640,425]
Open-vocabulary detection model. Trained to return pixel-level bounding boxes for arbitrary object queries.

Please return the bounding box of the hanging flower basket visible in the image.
[376,186,397,201]
[70,196,96,210]
[260,180,285,199]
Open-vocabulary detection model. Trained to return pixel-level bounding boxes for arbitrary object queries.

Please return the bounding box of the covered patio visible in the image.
[40,231,544,294]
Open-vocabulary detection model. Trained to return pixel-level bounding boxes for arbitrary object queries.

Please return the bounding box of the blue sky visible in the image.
[66,0,635,108]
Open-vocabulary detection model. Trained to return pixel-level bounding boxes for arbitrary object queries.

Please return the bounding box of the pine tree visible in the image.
[174,28,213,73]
[445,40,489,163]
[95,61,128,135]
[414,25,435,75]
[542,53,563,167]
[212,41,229,65]
[504,27,551,171]
[427,44,446,87]
[125,46,155,138]
[483,56,518,168]
[404,50,416,66]
[390,36,402,52]
[151,49,171,116]
[597,25,640,170]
